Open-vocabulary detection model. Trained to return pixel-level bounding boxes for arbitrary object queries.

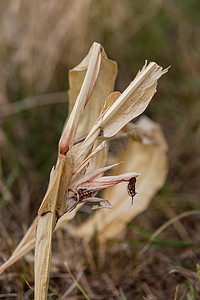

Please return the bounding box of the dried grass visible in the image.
[0,1,200,299]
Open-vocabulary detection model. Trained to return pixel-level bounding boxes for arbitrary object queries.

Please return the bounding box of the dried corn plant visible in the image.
[0,42,168,299]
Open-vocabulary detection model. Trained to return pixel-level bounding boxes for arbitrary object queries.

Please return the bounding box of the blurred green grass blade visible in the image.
[196,264,200,282]
[72,280,90,300]
[65,263,90,300]
[189,285,195,300]
[119,288,127,300]
[130,224,195,248]
[179,289,187,300]
[128,224,154,238]
[150,238,194,248]
[140,210,200,254]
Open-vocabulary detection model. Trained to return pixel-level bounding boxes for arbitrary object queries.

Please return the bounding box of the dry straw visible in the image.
[0,42,168,299]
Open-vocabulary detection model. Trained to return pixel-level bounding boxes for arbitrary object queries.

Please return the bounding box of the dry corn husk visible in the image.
[0,42,168,300]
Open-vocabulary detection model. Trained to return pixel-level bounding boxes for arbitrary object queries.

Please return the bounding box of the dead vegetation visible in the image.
[0,1,200,299]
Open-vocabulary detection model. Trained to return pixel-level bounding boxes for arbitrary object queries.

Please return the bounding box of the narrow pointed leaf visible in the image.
[78,172,140,191]
[59,42,103,155]
[70,163,120,190]
[71,141,106,179]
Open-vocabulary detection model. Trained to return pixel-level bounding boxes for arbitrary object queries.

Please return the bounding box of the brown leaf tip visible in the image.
[127,177,137,205]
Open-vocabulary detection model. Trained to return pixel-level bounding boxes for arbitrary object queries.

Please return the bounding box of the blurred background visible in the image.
[0,0,200,299]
